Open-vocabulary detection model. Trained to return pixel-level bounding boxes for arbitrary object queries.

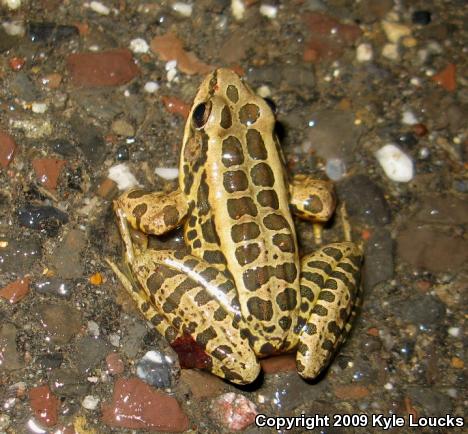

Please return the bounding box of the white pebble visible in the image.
[259,4,278,19]
[109,333,120,347]
[87,320,100,337]
[172,2,193,17]
[82,395,99,410]
[167,68,177,82]
[384,382,393,390]
[448,327,460,337]
[410,77,421,86]
[2,21,25,36]
[231,0,245,21]
[381,20,411,43]
[382,43,399,61]
[256,85,271,98]
[90,1,110,15]
[129,38,149,54]
[155,167,179,180]
[325,158,346,181]
[356,43,373,62]
[375,144,414,182]
[401,110,418,125]
[31,102,48,114]
[165,60,177,71]
[144,81,160,93]
[108,163,141,190]
[2,0,21,10]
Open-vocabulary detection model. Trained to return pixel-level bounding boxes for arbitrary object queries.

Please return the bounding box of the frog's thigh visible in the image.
[114,188,189,235]
[296,242,362,379]
[132,249,260,385]
[289,175,336,222]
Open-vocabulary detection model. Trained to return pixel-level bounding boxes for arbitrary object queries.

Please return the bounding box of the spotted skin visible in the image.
[109,68,362,384]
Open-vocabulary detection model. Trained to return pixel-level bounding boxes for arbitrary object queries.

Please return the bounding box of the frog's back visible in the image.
[179,69,300,354]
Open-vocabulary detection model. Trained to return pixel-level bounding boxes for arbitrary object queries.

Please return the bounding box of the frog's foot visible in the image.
[121,248,260,385]
[295,242,362,379]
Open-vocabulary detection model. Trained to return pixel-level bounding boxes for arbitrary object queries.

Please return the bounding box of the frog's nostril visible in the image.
[192,101,212,129]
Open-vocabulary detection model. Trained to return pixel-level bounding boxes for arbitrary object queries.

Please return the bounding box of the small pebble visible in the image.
[136,350,180,389]
[401,110,418,125]
[259,4,278,19]
[375,144,414,182]
[109,333,121,347]
[381,20,411,43]
[325,158,346,181]
[3,0,21,10]
[34,277,72,298]
[231,0,245,21]
[144,81,159,93]
[154,167,178,180]
[2,21,25,36]
[384,382,393,390]
[87,320,100,337]
[108,163,140,190]
[90,1,110,15]
[31,102,48,113]
[111,119,134,137]
[256,85,271,98]
[356,43,373,62]
[211,393,257,431]
[172,2,193,17]
[129,38,149,54]
[382,43,399,60]
[82,395,100,410]
[412,10,431,25]
[0,413,10,430]
[448,327,460,337]
[116,145,130,161]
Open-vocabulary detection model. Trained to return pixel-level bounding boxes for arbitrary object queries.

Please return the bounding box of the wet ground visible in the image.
[0,0,466,433]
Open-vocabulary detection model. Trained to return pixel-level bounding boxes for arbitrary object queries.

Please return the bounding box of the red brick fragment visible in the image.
[29,384,60,427]
[432,63,457,92]
[0,276,30,304]
[102,377,189,432]
[32,158,65,190]
[161,96,191,119]
[67,49,140,87]
[0,131,16,168]
[333,384,370,400]
[151,33,213,75]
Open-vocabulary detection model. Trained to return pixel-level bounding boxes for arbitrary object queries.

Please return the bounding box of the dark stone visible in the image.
[363,228,394,291]
[136,349,180,389]
[73,336,110,373]
[116,145,129,161]
[17,204,68,236]
[407,387,453,416]
[396,132,418,149]
[49,138,77,157]
[10,72,41,101]
[337,175,391,226]
[49,367,89,398]
[34,277,73,298]
[399,295,446,330]
[28,22,79,43]
[70,116,106,165]
[412,10,431,26]
[37,353,64,370]
[0,237,42,273]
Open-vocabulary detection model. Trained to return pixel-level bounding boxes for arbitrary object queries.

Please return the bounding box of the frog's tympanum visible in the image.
[109,69,362,384]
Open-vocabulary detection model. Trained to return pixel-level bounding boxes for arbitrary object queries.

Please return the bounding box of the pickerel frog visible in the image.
[109,69,362,384]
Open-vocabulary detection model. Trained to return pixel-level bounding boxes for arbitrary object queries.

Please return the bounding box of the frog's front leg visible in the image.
[115,188,189,236]
[295,242,362,379]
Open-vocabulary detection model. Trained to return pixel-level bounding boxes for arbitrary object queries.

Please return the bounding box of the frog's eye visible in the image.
[192,101,212,129]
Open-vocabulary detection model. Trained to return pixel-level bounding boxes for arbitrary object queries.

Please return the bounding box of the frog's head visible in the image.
[179,68,276,195]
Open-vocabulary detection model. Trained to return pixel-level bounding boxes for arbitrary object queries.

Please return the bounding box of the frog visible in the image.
[107,68,362,385]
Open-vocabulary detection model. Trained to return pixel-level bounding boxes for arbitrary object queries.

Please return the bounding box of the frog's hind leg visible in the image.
[105,257,181,345]
[295,242,362,380]
[128,249,260,385]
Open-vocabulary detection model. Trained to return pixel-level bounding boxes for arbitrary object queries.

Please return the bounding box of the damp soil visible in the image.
[0,0,466,433]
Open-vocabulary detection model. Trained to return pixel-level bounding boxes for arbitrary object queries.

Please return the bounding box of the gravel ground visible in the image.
[0,0,466,433]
